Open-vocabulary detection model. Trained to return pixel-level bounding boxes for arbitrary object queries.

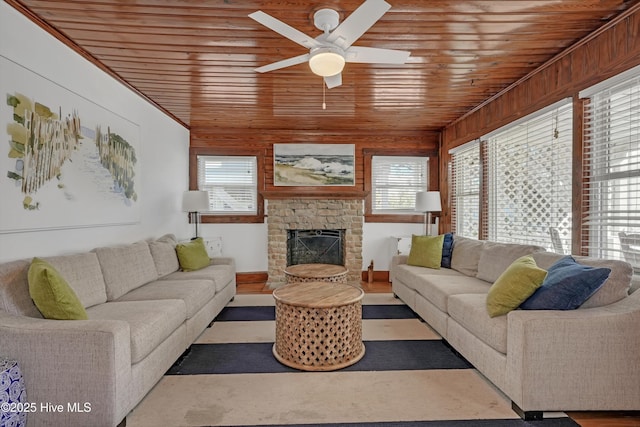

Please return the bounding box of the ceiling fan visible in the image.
[249,0,411,89]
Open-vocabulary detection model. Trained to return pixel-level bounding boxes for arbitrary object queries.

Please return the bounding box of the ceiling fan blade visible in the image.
[249,11,321,50]
[326,0,391,49]
[324,73,342,89]
[255,53,310,73]
[345,46,410,64]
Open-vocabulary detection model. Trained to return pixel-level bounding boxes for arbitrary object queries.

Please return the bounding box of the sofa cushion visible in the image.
[149,235,180,278]
[476,242,546,283]
[413,274,491,313]
[95,241,159,301]
[450,236,484,276]
[448,293,508,354]
[394,264,464,288]
[86,299,186,364]
[161,264,234,292]
[44,252,107,308]
[116,279,215,319]
[407,234,444,269]
[28,258,88,320]
[520,255,611,310]
[176,238,210,272]
[532,251,632,308]
[0,259,43,318]
[486,255,547,317]
[441,233,454,268]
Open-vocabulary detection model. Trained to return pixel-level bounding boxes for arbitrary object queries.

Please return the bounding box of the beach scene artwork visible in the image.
[0,56,140,233]
[274,143,355,186]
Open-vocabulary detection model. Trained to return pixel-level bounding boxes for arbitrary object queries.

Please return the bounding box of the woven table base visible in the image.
[284,263,348,284]
[272,282,365,371]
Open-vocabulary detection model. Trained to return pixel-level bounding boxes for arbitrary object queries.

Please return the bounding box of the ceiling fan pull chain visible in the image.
[322,81,327,110]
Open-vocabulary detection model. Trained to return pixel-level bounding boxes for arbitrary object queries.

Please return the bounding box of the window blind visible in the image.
[485,100,573,251]
[449,141,480,238]
[197,155,257,214]
[581,70,640,262]
[371,156,428,214]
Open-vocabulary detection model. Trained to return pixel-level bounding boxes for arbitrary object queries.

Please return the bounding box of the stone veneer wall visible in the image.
[267,198,364,287]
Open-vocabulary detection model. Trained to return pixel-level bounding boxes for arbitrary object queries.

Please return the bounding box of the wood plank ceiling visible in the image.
[7,0,639,132]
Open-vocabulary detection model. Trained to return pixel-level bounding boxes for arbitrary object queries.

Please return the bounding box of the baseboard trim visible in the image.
[237,272,268,284]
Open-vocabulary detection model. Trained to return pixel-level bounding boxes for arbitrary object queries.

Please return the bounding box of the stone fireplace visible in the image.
[266,198,363,287]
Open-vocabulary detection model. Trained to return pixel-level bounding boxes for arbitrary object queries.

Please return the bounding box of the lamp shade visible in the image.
[415,191,441,212]
[309,47,345,77]
[182,190,209,212]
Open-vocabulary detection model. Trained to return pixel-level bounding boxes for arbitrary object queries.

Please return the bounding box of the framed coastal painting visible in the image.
[273,143,355,186]
[0,55,141,233]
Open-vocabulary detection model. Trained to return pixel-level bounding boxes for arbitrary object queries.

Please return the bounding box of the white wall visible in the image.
[362,222,425,271]
[198,223,268,273]
[0,3,190,262]
[197,221,423,273]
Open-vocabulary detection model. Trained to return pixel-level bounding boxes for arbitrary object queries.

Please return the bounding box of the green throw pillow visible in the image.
[407,234,445,269]
[28,258,88,320]
[486,255,547,318]
[176,237,210,271]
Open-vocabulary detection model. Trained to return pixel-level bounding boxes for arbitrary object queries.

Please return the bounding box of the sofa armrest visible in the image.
[0,310,131,426]
[390,255,409,283]
[505,292,640,412]
[210,257,235,269]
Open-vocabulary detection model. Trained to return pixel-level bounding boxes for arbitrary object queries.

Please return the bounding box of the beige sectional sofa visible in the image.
[0,234,236,427]
[391,236,640,420]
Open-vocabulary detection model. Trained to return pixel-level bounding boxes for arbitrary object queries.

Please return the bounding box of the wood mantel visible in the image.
[260,190,369,200]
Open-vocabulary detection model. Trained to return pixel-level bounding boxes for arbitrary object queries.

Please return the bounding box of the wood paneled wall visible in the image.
[440,9,640,245]
[191,128,439,201]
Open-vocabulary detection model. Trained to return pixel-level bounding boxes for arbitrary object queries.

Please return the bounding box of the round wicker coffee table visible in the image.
[283,263,348,284]
[272,281,365,371]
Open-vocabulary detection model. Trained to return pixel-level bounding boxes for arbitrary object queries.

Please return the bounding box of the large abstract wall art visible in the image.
[0,56,141,233]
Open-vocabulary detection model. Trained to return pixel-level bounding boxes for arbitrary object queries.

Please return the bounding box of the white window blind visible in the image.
[581,70,640,265]
[371,156,428,214]
[485,100,573,251]
[197,155,257,214]
[449,141,480,238]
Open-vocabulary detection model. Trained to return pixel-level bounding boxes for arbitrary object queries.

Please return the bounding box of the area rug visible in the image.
[126,293,579,427]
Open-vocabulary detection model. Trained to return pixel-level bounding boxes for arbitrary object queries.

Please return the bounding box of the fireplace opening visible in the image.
[287,229,345,266]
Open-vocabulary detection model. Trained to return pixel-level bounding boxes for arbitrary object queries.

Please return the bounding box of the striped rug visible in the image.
[126,293,579,427]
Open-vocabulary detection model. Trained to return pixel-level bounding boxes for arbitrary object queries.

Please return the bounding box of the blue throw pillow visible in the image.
[520,255,611,310]
[441,233,454,268]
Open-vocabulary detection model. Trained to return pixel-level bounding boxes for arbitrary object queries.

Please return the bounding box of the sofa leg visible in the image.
[117,417,127,427]
[511,402,543,420]
[393,293,399,299]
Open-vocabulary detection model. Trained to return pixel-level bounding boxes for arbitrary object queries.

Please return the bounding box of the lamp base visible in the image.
[425,213,439,236]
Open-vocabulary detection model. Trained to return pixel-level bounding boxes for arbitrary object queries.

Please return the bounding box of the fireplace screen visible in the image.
[287,229,345,266]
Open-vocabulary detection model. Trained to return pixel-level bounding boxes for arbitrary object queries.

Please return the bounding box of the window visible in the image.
[449,141,480,239]
[371,155,428,214]
[580,65,640,265]
[484,99,573,250]
[197,155,257,215]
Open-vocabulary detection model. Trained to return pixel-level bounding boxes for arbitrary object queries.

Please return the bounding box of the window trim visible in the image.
[363,148,438,223]
[189,147,265,223]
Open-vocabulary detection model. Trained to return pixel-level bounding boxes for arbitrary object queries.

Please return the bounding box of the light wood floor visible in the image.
[237,280,640,427]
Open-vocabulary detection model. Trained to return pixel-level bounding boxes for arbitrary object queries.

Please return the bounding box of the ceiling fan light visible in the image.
[309,50,345,77]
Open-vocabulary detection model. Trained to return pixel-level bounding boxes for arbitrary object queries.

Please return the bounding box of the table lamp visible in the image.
[415,191,441,235]
[182,190,209,239]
